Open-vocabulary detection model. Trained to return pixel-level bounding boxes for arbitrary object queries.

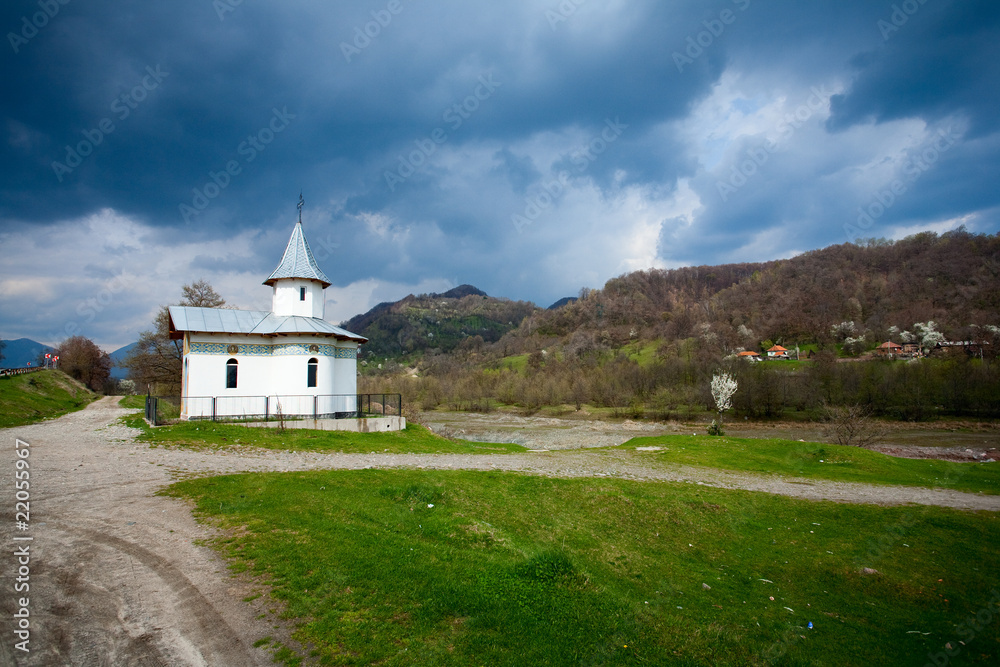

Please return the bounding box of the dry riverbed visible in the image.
[425,410,1000,461]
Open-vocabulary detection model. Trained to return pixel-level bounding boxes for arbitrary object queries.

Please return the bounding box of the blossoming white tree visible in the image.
[709,372,738,435]
[913,320,945,352]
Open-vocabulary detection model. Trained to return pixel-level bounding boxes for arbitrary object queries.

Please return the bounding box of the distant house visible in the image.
[935,340,990,357]
[875,341,903,357]
[901,342,921,356]
[766,345,789,359]
[737,351,762,361]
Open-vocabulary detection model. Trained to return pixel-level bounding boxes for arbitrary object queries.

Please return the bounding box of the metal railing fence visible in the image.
[180,393,402,422]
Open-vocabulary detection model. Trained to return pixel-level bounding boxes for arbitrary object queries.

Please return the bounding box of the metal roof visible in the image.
[263,221,332,288]
[168,306,366,342]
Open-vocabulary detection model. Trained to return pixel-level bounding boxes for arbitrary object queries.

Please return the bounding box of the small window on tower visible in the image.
[300,287,306,301]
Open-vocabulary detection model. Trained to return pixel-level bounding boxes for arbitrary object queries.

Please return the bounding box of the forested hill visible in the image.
[346,231,998,363]
[508,229,1000,350]
[341,285,538,360]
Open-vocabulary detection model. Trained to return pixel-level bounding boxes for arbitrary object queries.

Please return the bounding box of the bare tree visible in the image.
[124,281,227,395]
[56,336,111,391]
[181,279,227,308]
[825,404,887,448]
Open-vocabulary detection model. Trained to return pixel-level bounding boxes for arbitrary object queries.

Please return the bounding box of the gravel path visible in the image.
[2,398,998,665]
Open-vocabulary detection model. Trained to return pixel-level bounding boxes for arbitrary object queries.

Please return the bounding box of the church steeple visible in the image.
[264,196,331,318]
[263,196,332,289]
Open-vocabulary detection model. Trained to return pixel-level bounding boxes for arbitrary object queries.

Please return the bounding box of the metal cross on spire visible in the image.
[297,192,304,223]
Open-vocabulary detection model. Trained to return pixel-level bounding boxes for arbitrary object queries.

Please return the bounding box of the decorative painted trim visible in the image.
[189,342,270,356]
[188,341,356,359]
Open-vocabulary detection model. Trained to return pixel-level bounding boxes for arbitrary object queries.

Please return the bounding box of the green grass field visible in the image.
[498,353,529,373]
[0,369,96,428]
[623,340,661,367]
[166,469,1000,666]
[613,434,1000,496]
[120,404,525,454]
[118,394,147,411]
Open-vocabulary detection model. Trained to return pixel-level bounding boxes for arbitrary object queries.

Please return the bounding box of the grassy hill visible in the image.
[0,369,97,428]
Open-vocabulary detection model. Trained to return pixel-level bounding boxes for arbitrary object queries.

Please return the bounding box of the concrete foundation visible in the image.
[245,415,406,432]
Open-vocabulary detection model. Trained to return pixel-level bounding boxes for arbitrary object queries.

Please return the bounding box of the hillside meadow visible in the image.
[166,468,1000,666]
[0,369,96,427]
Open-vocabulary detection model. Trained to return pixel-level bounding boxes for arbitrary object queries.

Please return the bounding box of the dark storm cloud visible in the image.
[1,0,712,227]
[827,0,1000,138]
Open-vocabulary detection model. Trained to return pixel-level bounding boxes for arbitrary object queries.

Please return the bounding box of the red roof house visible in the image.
[876,341,903,356]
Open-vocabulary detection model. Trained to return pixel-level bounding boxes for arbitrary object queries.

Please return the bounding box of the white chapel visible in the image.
[169,204,367,420]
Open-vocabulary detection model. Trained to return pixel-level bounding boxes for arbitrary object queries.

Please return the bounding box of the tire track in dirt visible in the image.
[55,522,253,665]
[0,398,278,666]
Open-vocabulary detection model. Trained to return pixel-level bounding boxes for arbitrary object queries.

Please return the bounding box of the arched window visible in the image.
[307,357,318,388]
[226,358,238,389]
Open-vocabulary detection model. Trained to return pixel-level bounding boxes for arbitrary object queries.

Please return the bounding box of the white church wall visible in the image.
[181,333,360,419]
[333,343,359,413]
[272,280,325,318]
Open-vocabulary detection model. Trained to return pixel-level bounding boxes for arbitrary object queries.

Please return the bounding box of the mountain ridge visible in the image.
[340,285,537,360]
[0,338,55,367]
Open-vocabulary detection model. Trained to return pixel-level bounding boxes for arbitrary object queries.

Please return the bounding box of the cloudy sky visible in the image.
[2,0,998,351]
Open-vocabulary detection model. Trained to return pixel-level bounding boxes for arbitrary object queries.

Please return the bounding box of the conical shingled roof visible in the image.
[263,220,332,288]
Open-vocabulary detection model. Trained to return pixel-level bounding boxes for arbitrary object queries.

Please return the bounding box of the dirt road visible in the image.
[1,398,998,665]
